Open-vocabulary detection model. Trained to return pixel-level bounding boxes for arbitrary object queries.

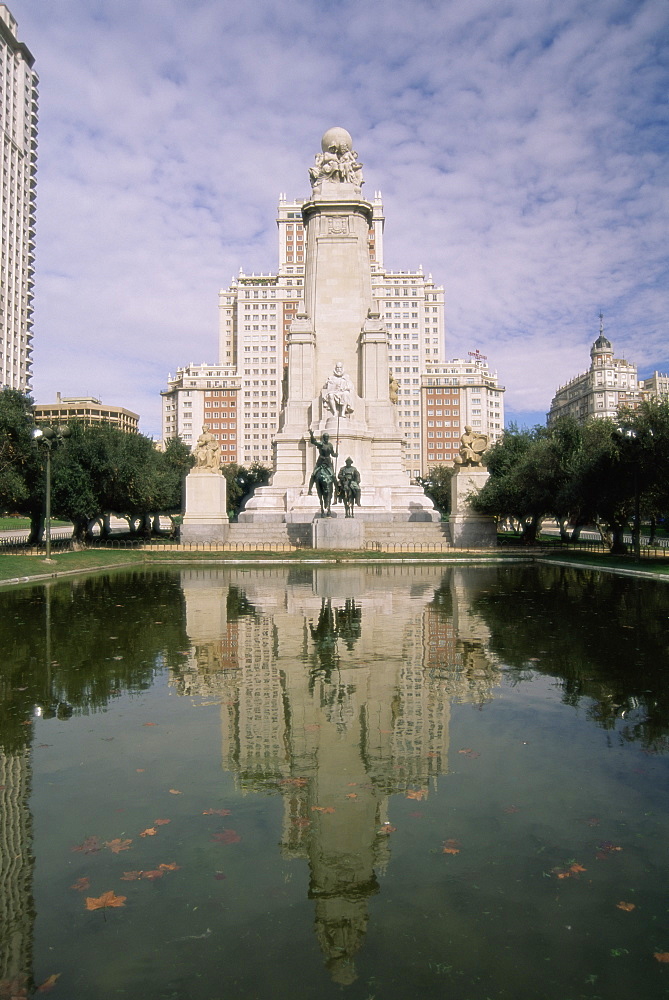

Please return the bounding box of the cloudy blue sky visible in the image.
[11,0,669,438]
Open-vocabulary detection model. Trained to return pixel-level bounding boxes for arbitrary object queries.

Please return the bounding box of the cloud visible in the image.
[11,0,668,434]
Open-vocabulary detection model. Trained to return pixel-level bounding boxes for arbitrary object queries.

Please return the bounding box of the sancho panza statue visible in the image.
[322,362,354,418]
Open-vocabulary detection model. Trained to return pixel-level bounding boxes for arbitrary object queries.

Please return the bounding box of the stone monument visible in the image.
[181,425,229,544]
[239,127,438,526]
[449,427,497,547]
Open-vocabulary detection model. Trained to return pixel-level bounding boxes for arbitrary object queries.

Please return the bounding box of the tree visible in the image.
[0,388,41,518]
[222,461,271,519]
[415,464,455,517]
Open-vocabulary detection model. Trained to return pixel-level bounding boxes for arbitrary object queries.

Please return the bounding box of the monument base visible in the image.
[313,517,364,549]
[181,470,229,544]
[239,485,439,524]
[448,465,496,548]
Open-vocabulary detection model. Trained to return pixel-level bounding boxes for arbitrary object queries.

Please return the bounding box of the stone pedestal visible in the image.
[181,470,229,544]
[313,517,364,550]
[449,466,497,548]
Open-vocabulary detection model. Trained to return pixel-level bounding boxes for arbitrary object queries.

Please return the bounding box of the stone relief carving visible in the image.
[309,127,364,190]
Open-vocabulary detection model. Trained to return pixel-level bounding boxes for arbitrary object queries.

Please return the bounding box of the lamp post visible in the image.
[32,425,70,562]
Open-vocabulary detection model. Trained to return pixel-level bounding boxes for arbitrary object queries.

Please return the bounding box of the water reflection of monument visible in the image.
[174,567,501,984]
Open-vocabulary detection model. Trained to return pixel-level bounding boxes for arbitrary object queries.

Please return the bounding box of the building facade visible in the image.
[641,371,669,401]
[421,353,505,470]
[161,365,241,459]
[547,324,641,425]
[33,393,139,433]
[0,6,37,391]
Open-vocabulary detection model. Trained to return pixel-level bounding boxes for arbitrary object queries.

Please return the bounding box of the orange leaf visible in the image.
[311,806,335,814]
[346,793,358,799]
[136,768,145,773]
[406,789,427,800]
[569,863,587,873]
[202,808,231,816]
[120,871,143,881]
[85,890,126,911]
[654,952,669,963]
[36,973,61,992]
[616,901,636,912]
[70,876,91,892]
[154,818,171,826]
[143,722,157,727]
[158,862,180,871]
[169,789,182,795]
[142,869,165,881]
[105,838,132,854]
[443,847,460,855]
[377,824,397,835]
[140,828,157,838]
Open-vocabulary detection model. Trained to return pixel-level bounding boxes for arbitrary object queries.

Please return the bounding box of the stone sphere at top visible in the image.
[321,127,353,153]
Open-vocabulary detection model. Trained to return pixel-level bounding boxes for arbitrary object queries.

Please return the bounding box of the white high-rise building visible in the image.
[0,6,37,391]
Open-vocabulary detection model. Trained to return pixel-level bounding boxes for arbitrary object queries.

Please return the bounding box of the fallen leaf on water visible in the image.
[554,862,587,879]
[158,862,180,871]
[406,789,427,801]
[139,828,157,838]
[616,901,636,912]
[136,769,145,773]
[291,817,311,828]
[142,869,165,881]
[105,838,132,854]
[346,793,358,799]
[202,808,231,816]
[443,839,461,855]
[121,864,180,882]
[70,876,91,892]
[457,748,480,758]
[654,952,669,963]
[85,890,126,911]
[154,818,171,826]
[311,806,335,814]
[303,724,320,732]
[377,824,396,835]
[169,789,182,795]
[120,871,143,881]
[72,836,102,854]
[36,973,61,992]
[143,723,157,727]
[211,829,241,844]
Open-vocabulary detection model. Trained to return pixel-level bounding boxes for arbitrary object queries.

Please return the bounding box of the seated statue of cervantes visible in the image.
[322,362,354,417]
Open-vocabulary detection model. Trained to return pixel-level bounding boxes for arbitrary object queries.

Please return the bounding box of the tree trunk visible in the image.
[558,518,570,542]
[100,513,112,539]
[648,515,656,545]
[72,517,88,543]
[609,524,627,555]
[28,511,44,545]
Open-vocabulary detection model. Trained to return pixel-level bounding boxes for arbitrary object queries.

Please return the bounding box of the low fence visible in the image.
[2,531,667,559]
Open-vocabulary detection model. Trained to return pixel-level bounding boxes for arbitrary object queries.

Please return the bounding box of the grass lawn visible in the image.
[0,517,71,531]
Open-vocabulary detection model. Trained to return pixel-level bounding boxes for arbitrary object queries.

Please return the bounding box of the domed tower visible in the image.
[590,313,614,367]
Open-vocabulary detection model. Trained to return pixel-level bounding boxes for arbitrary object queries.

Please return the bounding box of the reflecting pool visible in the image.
[0,564,668,999]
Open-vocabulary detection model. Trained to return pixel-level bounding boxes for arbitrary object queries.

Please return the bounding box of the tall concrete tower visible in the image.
[241,127,437,523]
[0,6,37,391]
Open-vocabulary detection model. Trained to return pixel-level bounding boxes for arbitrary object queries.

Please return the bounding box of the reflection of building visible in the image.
[0,749,34,994]
[548,320,641,425]
[33,393,139,433]
[0,6,37,392]
[173,565,501,983]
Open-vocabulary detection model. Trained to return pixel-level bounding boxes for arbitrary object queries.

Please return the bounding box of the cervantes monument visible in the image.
[239,127,438,525]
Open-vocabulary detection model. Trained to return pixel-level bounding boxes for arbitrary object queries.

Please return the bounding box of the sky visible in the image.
[10,0,669,438]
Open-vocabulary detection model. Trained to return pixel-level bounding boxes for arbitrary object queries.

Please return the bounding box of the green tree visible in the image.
[0,387,41,518]
[222,461,271,520]
[415,464,455,517]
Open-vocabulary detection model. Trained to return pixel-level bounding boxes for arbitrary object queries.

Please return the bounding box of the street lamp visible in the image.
[32,424,71,562]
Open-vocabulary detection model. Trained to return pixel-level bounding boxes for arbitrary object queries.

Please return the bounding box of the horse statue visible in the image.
[312,464,335,517]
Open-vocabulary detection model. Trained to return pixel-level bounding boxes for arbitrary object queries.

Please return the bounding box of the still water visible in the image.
[0,564,667,1000]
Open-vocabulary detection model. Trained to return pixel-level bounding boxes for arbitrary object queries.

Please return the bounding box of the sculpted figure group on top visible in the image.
[309,127,364,189]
